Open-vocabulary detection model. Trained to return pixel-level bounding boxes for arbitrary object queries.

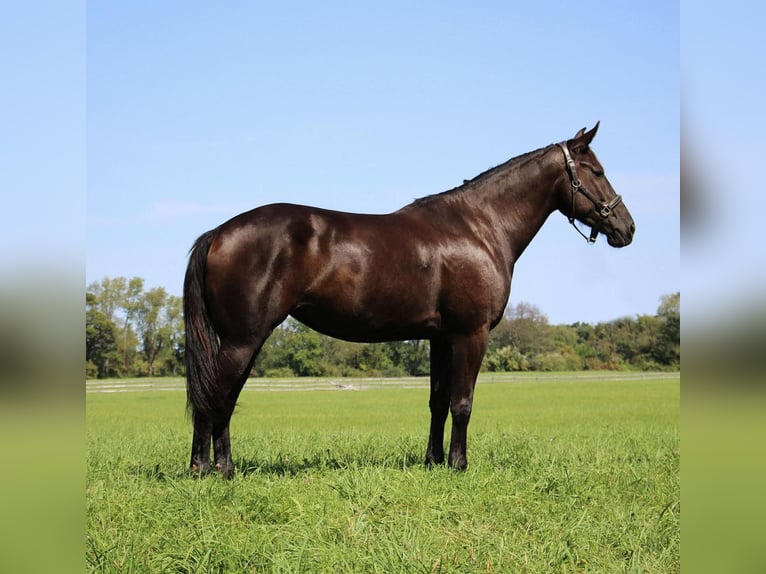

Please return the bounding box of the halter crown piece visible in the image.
[557,142,623,244]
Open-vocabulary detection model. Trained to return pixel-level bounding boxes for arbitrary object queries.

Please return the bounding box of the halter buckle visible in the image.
[600,194,622,218]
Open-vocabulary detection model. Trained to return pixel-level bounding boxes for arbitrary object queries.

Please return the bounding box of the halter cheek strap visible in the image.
[557,143,623,244]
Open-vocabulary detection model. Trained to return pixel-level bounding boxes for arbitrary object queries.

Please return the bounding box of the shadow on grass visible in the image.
[128,451,424,482]
[235,447,425,477]
[129,448,428,482]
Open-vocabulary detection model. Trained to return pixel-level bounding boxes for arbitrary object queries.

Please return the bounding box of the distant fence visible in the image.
[85,371,678,394]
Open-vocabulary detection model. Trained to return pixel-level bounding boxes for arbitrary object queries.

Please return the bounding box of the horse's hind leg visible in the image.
[188,345,252,477]
[190,416,213,475]
[210,339,261,478]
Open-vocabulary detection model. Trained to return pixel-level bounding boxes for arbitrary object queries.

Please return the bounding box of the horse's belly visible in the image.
[290,298,441,343]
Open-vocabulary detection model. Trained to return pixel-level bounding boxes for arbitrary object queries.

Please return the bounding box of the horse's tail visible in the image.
[184,229,219,424]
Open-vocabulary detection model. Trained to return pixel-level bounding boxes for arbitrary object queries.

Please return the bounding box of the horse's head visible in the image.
[556,123,635,247]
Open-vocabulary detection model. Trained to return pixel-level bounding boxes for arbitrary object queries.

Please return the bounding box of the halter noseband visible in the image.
[557,142,623,244]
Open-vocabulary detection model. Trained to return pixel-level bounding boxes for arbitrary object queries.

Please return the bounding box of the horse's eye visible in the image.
[581,162,603,178]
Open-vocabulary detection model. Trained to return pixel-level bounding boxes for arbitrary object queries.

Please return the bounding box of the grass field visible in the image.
[86,372,679,573]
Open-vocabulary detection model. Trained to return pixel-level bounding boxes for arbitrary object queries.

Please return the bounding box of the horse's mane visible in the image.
[411,144,553,207]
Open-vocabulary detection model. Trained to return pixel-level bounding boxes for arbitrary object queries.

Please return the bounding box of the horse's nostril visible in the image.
[630,222,635,234]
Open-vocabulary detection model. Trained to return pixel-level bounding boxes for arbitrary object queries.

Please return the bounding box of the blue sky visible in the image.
[84,1,679,325]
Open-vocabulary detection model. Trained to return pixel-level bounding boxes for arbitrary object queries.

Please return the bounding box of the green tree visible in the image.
[549,324,583,370]
[628,314,663,369]
[485,345,528,372]
[590,321,626,370]
[486,302,554,370]
[318,338,366,377]
[162,295,185,376]
[87,277,189,377]
[385,340,430,376]
[87,276,126,323]
[286,320,325,376]
[506,302,554,356]
[85,292,120,378]
[87,276,144,374]
[654,292,680,368]
[120,277,145,373]
[356,343,396,376]
[133,287,174,377]
[570,322,598,370]
[254,323,295,377]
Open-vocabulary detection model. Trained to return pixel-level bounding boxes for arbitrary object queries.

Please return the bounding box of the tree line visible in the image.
[86,276,679,379]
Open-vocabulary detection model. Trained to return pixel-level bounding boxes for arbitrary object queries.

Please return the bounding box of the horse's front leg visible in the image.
[447,329,488,470]
[425,337,451,467]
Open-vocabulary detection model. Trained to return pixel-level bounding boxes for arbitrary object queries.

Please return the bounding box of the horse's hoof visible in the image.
[215,462,235,479]
[425,456,445,469]
[189,463,211,476]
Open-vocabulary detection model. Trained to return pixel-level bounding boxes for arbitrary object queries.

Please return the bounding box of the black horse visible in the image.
[184,124,635,477]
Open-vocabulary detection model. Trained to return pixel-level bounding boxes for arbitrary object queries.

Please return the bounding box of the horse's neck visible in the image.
[465,146,563,258]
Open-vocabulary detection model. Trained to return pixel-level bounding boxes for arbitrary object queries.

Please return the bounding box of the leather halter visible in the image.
[557,142,623,244]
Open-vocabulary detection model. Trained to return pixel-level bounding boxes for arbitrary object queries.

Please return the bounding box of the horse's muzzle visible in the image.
[607,221,635,247]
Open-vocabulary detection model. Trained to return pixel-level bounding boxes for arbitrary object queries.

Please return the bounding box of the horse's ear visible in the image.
[570,122,600,153]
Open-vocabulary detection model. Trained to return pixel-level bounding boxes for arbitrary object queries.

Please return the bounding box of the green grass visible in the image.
[87,373,679,573]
